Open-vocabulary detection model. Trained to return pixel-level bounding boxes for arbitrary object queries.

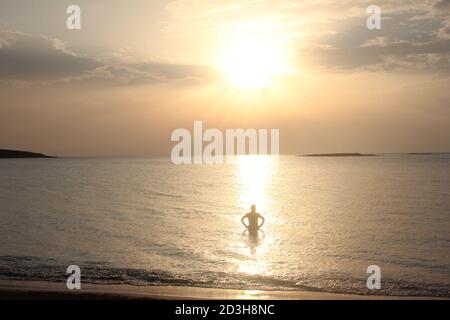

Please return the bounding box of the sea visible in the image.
[0,154,449,297]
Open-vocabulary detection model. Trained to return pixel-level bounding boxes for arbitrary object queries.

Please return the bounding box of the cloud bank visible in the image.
[0,31,217,86]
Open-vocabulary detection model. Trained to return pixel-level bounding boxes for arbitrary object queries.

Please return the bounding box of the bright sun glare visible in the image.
[219,20,289,89]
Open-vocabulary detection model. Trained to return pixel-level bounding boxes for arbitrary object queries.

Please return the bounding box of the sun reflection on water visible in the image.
[233,155,278,277]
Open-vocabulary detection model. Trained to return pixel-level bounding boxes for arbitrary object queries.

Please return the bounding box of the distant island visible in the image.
[406,152,450,155]
[299,153,378,157]
[0,149,56,158]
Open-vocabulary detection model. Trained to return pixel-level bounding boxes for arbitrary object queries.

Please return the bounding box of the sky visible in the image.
[0,0,449,157]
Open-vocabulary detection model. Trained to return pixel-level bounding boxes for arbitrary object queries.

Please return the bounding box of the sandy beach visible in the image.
[0,280,445,300]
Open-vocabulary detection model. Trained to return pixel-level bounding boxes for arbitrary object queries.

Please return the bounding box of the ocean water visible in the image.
[0,155,449,297]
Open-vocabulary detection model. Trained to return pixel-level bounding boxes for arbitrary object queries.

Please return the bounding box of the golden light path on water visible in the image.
[233,155,278,277]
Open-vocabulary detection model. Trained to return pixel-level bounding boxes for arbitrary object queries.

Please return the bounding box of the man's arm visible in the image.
[241,214,248,228]
[258,215,265,228]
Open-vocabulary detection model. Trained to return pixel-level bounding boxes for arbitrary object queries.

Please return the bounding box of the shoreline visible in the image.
[0,280,445,300]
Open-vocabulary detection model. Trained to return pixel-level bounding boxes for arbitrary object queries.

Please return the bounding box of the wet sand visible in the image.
[0,280,443,300]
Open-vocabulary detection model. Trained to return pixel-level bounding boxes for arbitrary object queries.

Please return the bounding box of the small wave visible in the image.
[0,255,448,297]
[148,191,183,199]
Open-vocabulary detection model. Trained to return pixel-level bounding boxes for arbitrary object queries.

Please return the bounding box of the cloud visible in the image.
[0,31,218,86]
[0,31,99,81]
[360,37,409,48]
[433,0,450,12]
[438,21,450,39]
[299,8,450,73]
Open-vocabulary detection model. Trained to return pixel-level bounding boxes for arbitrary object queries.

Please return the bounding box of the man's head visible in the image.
[250,204,256,212]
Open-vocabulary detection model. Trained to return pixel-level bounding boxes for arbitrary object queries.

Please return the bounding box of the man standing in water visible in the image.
[241,205,265,236]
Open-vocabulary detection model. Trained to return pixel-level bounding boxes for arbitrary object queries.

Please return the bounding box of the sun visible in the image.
[219,21,289,89]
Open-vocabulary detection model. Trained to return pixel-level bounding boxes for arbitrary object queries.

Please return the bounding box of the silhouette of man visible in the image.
[241,204,265,236]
